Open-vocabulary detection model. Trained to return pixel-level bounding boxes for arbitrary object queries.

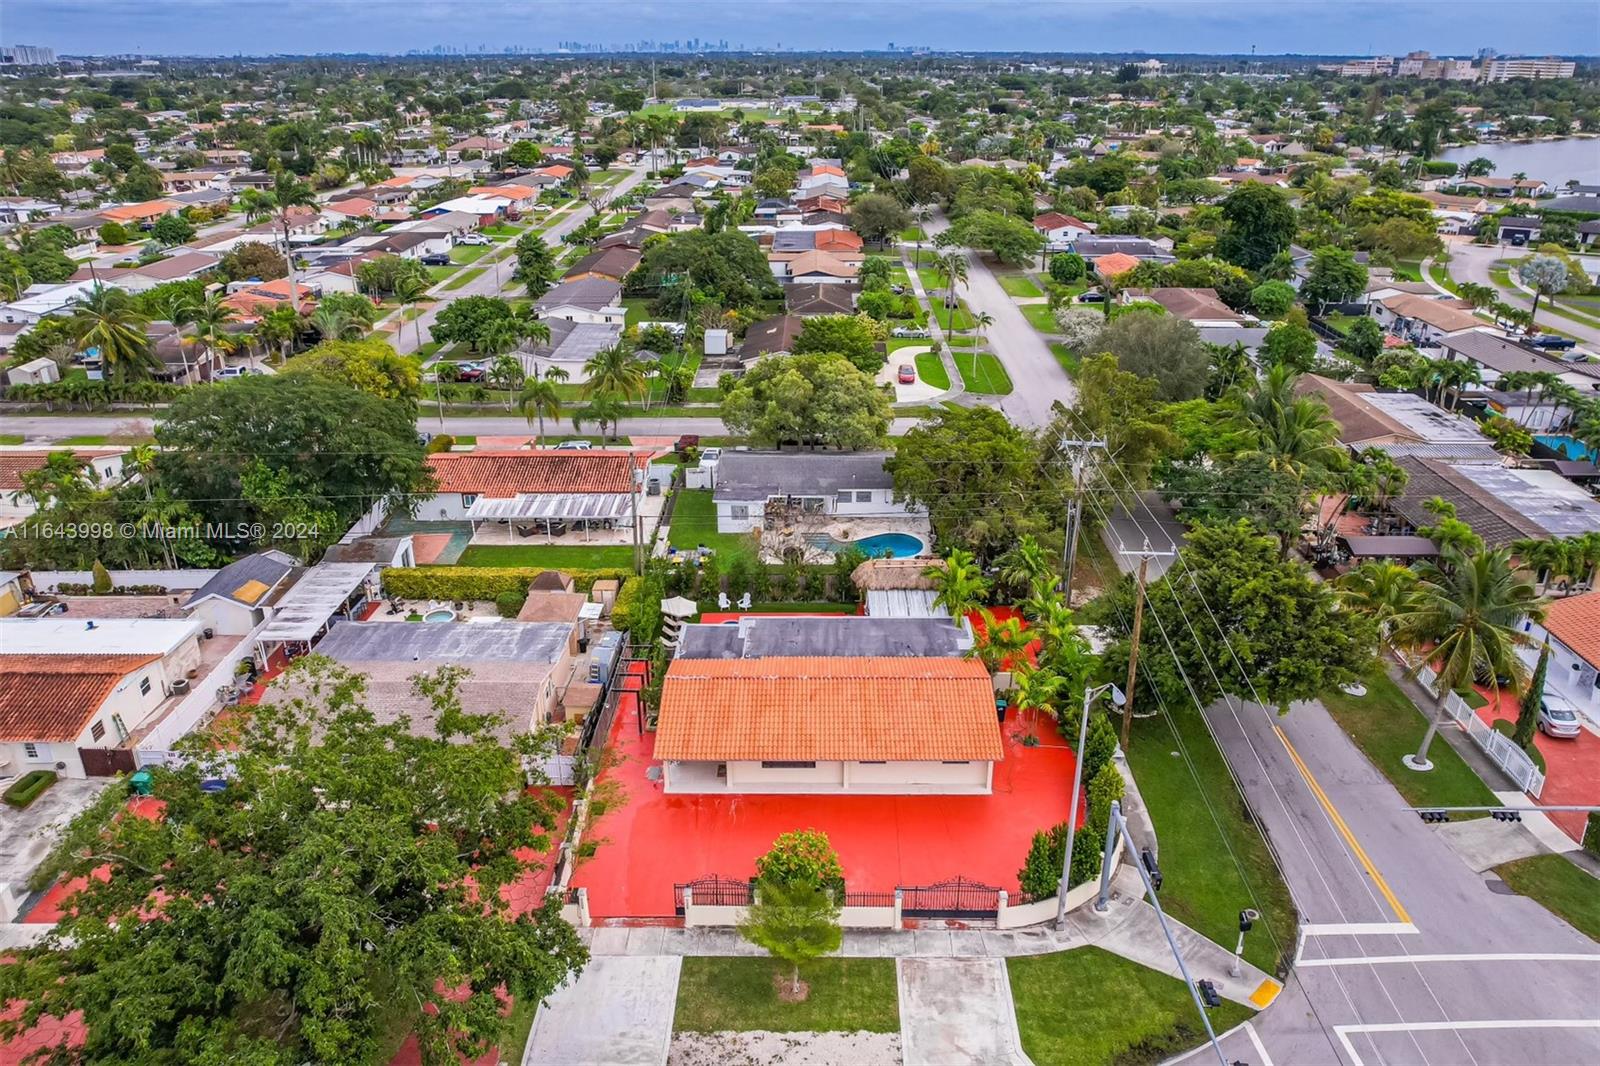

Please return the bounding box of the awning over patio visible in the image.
[465,492,634,523]
[866,589,950,619]
[1338,535,1440,559]
[254,562,376,645]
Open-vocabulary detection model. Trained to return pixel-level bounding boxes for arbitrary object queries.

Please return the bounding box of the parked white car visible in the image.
[456,233,492,246]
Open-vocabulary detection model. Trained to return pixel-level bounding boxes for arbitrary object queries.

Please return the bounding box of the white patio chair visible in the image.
[717,592,730,610]
[736,592,752,610]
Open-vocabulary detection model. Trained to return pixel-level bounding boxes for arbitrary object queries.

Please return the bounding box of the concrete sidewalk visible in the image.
[582,866,1279,1010]
[523,955,681,1066]
[898,957,1030,1066]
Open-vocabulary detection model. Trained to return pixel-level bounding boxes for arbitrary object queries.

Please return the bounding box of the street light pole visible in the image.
[1057,681,1123,928]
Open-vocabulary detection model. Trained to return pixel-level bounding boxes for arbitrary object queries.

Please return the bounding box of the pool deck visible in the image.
[759,515,932,563]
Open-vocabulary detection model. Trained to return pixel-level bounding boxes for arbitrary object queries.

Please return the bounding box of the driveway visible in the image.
[523,955,681,1066]
[877,345,946,403]
[1443,238,1600,348]
[1471,681,1600,843]
[897,957,1029,1066]
[923,210,1075,428]
[0,777,114,906]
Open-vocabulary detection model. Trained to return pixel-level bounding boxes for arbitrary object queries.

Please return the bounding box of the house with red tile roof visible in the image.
[1521,589,1600,728]
[1032,211,1095,251]
[419,449,651,520]
[654,656,1003,794]
[1091,251,1142,279]
[98,198,183,224]
[0,448,129,528]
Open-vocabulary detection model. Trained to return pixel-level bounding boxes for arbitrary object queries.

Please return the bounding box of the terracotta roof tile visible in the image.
[655,657,1003,763]
[426,450,649,497]
[1542,590,1600,669]
[0,450,125,491]
[1092,252,1141,277]
[0,654,161,742]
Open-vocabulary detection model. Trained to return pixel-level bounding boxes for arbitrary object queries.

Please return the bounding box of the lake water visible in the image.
[1436,138,1600,187]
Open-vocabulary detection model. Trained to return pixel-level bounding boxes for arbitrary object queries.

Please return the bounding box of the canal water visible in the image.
[1436,138,1600,187]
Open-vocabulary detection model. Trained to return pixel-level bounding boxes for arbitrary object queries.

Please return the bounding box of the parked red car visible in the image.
[897,364,917,385]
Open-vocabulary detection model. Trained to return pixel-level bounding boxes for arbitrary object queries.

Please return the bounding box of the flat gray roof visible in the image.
[714,451,893,500]
[675,616,965,659]
[314,620,571,665]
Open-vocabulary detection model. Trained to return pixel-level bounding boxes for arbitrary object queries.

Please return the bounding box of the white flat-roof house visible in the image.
[712,451,918,534]
[1518,590,1600,729]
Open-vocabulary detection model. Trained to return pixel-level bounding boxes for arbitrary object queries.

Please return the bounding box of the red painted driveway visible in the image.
[1473,684,1600,843]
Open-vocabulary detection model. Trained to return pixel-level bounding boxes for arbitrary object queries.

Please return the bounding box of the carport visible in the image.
[465,492,637,545]
[252,562,377,664]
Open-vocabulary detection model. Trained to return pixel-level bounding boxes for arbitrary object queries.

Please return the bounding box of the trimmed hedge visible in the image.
[379,566,628,602]
[4,769,57,809]
[1585,811,1600,859]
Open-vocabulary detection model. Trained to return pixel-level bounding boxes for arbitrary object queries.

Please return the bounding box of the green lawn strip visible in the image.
[1319,667,1498,818]
[666,489,760,557]
[673,956,898,1034]
[443,267,487,292]
[930,301,975,332]
[426,264,459,282]
[1427,261,1461,295]
[1493,854,1600,942]
[1049,342,1081,377]
[1125,703,1297,973]
[1020,302,1062,333]
[944,335,980,348]
[455,544,636,568]
[996,273,1044,298]
[0,434,24,445]
[57,435,111,445]
[1008,948,1253,1066]
[913,350,951,390]
[451,245,492,265]
[622,296,655,327]
[499,994,539,1064]
[1393,259,1423,282]
[898,225,925,242]
[1541,301,1600,331]
[953,351,1013,395]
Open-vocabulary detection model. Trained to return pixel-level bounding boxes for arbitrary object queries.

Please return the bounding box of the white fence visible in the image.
[1414,663,1546,797]
[30,568,217,593]
[136,619,265,758]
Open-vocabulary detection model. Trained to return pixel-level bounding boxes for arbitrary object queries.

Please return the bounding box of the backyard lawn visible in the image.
[1321,313,1361,336]
[622,296,655,327]
[914,350,950,390]
[673,957,899,1034]
[1494,854,1600,942]
[455,544,635,568]
[1125,702,1297,974]
[1020,302,1062,333]
[1320,666,1498,818]
[953,351,1013,395]
[996,273,1044,299]
[1008,948,1252,1066]
[667,489,759,558]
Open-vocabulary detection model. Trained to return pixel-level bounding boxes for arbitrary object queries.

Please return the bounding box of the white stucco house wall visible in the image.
[712,451,918,534]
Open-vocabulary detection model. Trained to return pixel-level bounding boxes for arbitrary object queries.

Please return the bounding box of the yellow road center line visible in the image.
[1274,726,1412,925]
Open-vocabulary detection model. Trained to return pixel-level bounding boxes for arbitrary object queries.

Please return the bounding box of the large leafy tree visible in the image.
[719,352,892,452]
[1095,520,1377,713]
[888,406,1056,562]
[155,374,434,553]
[281,337,422,403]
[945,209,1045,266]
[790,313,884,374]
[848,192,911,245]
[0,659,586,1065]
[1090,311,1210,402]
[1301,247,1369,311]
[1216,184,1297,271]
[431,295,520,353]
[633,229,779,315]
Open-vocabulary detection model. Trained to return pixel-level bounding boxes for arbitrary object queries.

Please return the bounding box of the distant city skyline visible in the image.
[4,0,1597,59]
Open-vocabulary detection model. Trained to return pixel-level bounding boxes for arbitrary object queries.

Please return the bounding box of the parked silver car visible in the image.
[1538,693,1583,739]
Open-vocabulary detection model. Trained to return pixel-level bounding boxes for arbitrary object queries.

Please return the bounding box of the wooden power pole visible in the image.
[1119,538,1173,748]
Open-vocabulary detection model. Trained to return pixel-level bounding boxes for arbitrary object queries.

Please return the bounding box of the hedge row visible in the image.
[378,566,629,602]
[4,769,57,809]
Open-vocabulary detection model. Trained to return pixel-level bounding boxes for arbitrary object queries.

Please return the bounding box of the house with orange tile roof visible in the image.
[1520,589,1600,727]
[419,449,652,521]
[0,615,206,778]
[655,656,1003,794]
[0,448,130,528]
[1091,251,1141,279]
[98,199,183,224]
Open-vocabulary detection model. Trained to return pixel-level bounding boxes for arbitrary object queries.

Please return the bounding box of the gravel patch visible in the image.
[669,1030,902,1066]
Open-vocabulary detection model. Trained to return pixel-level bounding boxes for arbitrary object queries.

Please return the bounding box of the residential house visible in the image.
[417,449,649,522]
[1074,235,1173,263]
[0,449,128,529]
[654,657,1002,795]
[470,183,541,212]
[1032,212,1095,251]
[1497,216,1544,243]
[1124,287,1250,327]
[736,314,805,363]
[515,319,626,381]
[445,136,509,162]
[785,282,856,316]
[182,549,302,635]
[1387,458,1600,548]
[1091,251,1142,281]
[1416,192,1494,234]
[1458,176,1550,198]
[1517,591,1600,728]
[1372,292,1483,346]
[563,246,642,283]
[711,451,915,534]
[531,277,627,325]
[675,614,968,660]
[0,197,62,224]
[96,199,183,226]
[0,616,205,778]
[1296,374,1498,461]
[774,249,860,285]
[1437,330,1600,424]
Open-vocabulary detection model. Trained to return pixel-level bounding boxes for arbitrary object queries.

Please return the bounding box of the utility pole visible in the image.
[631,459,646,576]
[1118,538,1173,749]
[1057,437,1105,606]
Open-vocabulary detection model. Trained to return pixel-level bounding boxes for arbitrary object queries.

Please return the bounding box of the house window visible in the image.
[837,490,872,505]
[139,676,152,696]
[760,760,817,769]
[730,505,750,521]
[23,743,40,760]
[858,760,887,765]
[462,493,478,507]
[90,720,106,742]
[941,760,971,765]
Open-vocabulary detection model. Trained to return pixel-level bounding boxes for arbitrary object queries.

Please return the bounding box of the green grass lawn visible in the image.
[0,434,23,445]
[1393,259,1423,283]
[1427,260,1460,295]
[443,267,487,292]
[500,994,539,1064]
[1125,702,1297,974]
[929,300,974,332]
[997,273,1044,299]
[451,244,494,264]
[1050,342,1081,376]
[1008,948,1253,1066]
[426,264,459,282]
[1319,666,1498,817]
[953,351,1013,395]
[667,489,760,557]
[622,296,655,327]
[898,225,925,243]
[673,957,899,1034]
[1321,313,1361,337]
[455,544,635,568]
[1020,301,1062,333]
[1494,854,1600,942]
[914,350,950,390]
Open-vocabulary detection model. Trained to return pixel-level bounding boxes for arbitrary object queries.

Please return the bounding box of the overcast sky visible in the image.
[6,0,1596,58]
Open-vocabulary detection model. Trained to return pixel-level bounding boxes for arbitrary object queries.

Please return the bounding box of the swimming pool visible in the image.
[1537,435,1595,463]
[823,532,926,558]
[423,609,456,623]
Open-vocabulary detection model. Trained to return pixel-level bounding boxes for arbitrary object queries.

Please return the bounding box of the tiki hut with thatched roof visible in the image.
[851,558,950,617]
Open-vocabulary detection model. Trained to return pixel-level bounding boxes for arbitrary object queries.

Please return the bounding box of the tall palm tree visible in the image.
[581,343,646,401]
[572,393,626,440]
[71,284,157,382]
[1228,366,1344,479]
[257,305,302,365]
[925,548,989,620]
[271,171,316,310]
[176,291,238,376]
[998,534,1055,602]
[937,250,969,331]
[1336,560,1420,655]
[1389,547,1546,770]
[518,369,565,440]
[395,275,430,354]
[308,305,359,342]
[970,609,1034,675]
[972,309,995,352]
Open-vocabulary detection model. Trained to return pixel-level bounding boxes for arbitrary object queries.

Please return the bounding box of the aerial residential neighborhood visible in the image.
[1,3,1599,1065]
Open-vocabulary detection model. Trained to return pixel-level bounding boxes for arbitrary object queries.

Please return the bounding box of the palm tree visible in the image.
[1511,537,1572,591]
[519,370,565,440]
[581,343,646,401]
[1228,366,1344,479]
[998,535,1056,602]
[1008,663,1061,737]
[970,609,1034,675]
[936,251,969,331]
[257,305,302,365]
[176,291,238,376]
[572,393,626,440]
[925,548,989,620]
[271,171,316,309]
[1389,547,1546,770]
[1336,560,1420,655]
[71,284,157,381]
[308,305,360,342]
[972,309,995,352]
[395,275,430,354]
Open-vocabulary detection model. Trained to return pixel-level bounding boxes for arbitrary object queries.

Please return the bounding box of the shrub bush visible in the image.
[494,588,525,617]
[380,566,627,602]
[91,560,113,594]
[756,829,846,893]
[4,770,57,809]
[1585,811,1600,858]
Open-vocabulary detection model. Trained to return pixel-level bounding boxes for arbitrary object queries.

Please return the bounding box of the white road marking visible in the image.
[1300,952,1600,968]
[1300,922,1420,937]
[1334,1019,1600,1066]
[1245,1021,1275,1066]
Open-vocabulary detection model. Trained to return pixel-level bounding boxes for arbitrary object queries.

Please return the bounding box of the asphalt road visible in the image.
[923,209,1077,428]
[1442,237,1600,348]
[1174,682,1600,1066]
